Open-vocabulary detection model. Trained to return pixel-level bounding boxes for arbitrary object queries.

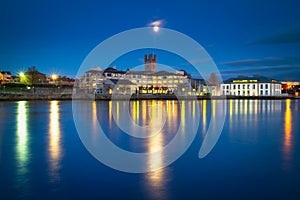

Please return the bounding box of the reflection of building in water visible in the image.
[16,101,29,174]
[144,101,169,200]
[220,75,282,96]
[283,99,293,169]
[48,101,62,181]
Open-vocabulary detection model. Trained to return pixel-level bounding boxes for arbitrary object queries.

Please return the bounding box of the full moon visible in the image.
[153,25,159,32]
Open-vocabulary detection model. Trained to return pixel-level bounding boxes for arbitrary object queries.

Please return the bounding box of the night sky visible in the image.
[1,0,300,81]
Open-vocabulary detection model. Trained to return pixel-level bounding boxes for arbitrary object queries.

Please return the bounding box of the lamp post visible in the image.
[52,74,58,93]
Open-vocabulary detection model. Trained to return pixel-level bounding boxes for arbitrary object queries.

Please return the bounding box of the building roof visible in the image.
[103,67,125,74]
[86,67,103,73]
[223,75,279,84]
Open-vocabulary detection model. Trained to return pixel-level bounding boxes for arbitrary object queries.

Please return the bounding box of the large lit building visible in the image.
[220,76,282,96]
[78,54,192,95]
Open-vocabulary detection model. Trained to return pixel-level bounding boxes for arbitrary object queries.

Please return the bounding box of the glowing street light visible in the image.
[51,74,58,80]
[19,72,25,78]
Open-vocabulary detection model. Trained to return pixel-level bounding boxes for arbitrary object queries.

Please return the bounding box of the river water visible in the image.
[0,99,299,199]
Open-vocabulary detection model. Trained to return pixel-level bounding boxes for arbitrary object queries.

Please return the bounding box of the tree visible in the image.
[24,66,47,85]
[208,72,219,86]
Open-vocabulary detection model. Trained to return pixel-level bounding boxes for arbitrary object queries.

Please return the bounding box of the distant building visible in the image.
[281,81,300,95]
[0,72,3,83]
[220,75,282,96]
[0,71,12,84]
[78,67,104,93]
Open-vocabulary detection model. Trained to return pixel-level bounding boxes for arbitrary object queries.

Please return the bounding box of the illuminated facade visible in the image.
[124,70,190,94]
[220,76,282,96]
[78,54,192,95]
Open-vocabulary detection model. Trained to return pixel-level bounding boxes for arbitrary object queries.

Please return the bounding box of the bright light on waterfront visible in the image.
[19,72,25,77]
[51,74,58,80]
[153,25,159,32]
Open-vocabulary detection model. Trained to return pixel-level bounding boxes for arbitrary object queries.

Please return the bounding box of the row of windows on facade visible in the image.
[83,78,184,84]
[84,83,184,89]
[84,73,185,80]
[222,90,281,95]
[222,84,281,90]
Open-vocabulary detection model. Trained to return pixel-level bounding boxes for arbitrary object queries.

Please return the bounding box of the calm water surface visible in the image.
[0,100,299,199]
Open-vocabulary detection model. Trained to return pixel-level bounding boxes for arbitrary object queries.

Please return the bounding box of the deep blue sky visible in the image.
[1,0,300,80]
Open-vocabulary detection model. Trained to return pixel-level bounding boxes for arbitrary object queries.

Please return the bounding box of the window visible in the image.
[233,85,236,89]
[238,85,240,89]
[252,85,255,89]
[260,84,263,89]
[265,84,268,89]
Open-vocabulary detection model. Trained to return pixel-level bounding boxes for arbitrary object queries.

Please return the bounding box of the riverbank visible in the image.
[0,93,299,101]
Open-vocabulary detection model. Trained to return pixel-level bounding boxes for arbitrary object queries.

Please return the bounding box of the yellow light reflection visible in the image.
[136,101,140,122]
[192,100,196,117]
[142,101,147,125]
[202,100,207,134]
[49,101,61,180]
[229,99,233,118]
[181,101,186,127]
[283,99,292,169]
[109,101,112,129]
[212,100,216,117]
[16,101,29,173]
[132,101,137,123]
[91,101,98,142]
[146,103,167,200]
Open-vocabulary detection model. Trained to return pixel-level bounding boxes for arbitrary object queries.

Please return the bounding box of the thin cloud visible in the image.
[220,56,300,67]
[220,65,300,81]
[249,27,300,45]
[147,19,166,27]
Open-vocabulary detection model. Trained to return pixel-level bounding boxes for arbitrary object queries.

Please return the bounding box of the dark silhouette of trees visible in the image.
[25,66,47,85]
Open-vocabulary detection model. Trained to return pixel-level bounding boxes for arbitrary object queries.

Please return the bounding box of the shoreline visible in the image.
[0,93,299,101]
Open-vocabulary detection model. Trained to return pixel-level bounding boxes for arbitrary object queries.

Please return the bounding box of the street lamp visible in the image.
[51,74,58,80]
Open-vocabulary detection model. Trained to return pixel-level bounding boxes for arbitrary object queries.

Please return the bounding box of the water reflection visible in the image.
[48,101,62,181]
[283,99,293,170]
[202,100,207,134]
[144,101,169,200]
[16,101,29,175]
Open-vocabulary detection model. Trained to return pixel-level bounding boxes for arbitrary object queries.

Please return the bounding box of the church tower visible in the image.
[144,54,156,73]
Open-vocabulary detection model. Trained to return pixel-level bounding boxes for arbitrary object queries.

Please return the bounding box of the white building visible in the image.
[220,76,282,96]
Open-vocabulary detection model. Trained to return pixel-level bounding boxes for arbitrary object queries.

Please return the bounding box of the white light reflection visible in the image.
[48,101,62,181]
[16,101,29,174]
